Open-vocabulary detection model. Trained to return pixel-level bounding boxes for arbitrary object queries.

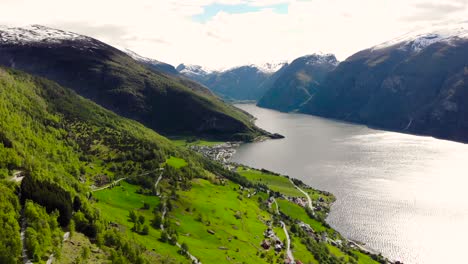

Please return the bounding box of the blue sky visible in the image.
[192,3,289,23]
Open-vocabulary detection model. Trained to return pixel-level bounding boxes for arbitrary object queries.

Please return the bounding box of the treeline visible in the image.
[21,175,72,226]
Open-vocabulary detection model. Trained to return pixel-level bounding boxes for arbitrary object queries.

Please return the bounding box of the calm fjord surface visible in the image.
[231,104,468,264]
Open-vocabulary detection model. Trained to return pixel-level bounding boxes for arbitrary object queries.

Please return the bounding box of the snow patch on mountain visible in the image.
[253,61,288,73]
[220,61,288,74]
[177,64,216,76]
[0,25,90,45]
[302,53,339,66]
[123,48,165,65]
[372,21,468,52]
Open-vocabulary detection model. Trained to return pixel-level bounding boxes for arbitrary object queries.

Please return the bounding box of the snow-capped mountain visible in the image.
[302,53,339,66]
[257,53,339,112]
[123,48,178,75]
[0,24,262,138]
[300,22,468,143]
[0,24,103,49]
[372,21,468,53]
[177,63,214,76]
[227,61,288,74]
[177,62,287,101]
[124,48,164,65]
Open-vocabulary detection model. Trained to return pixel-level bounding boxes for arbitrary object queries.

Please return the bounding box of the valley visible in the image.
[0,66,384,264]
[1,13,468,264]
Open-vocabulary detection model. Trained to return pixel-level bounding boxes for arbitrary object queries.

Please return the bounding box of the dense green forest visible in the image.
[0,67,218,263]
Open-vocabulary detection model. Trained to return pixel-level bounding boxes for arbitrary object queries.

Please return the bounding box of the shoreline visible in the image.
[190,140,391,263]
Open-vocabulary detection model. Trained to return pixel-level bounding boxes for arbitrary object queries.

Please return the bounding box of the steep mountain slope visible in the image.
[178,62,286,101]
[301,22,468,142]
[0,67,202,263]
[257,54,338,112]
[125,49,216,97]
[0,25,263,140]
[124,48,178,75]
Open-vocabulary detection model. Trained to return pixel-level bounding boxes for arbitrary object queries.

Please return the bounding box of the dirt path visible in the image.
[154,170,164,195]
[280,221,295,264]
[91,177,127,192]
[159,200,201,263]
[272,197,295,263]
[289,178,314,212]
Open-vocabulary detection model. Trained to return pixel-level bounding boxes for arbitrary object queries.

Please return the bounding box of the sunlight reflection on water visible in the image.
[231,104,468,264]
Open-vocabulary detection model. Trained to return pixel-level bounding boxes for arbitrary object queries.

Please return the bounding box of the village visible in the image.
[188,142,371,264]
[189,142,240,164]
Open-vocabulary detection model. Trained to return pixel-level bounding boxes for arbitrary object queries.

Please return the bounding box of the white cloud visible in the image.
[0,0,467,68]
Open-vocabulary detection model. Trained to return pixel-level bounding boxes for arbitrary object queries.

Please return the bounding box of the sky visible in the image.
[1,0,468,68]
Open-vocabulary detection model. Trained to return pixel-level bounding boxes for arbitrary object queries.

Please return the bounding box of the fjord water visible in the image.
[231,104,468,264]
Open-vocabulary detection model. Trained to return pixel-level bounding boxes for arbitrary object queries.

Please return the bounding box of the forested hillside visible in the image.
[0,25,265,140]
[0,67,217,263]
[0,67,384,264]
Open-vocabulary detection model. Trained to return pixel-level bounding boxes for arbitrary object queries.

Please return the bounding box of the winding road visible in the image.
[289,178,314,212]
[92,168,164,192]
[91,177,127,192]
[280,221,295,264]
[272,197,295,263]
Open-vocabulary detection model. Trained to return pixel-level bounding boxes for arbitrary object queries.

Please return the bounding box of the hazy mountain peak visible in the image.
[176,63,215,75]
[372,21,468,53]
[300,53,339,66]
[251,61,288,74]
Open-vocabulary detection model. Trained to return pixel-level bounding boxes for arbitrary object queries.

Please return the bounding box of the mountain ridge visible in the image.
[0,24,265,140]
[177,61,287,101]
[300,22,468,143]
[257,53,339,112]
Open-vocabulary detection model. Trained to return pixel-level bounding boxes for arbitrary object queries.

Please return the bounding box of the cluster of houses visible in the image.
[289,197,309,208]
[189,142,240,164]
[190,141,354,264]
[261,228,284,252]
[287,195,327,213]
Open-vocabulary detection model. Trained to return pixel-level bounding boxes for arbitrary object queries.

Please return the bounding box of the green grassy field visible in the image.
[237,167,305,197]
[290,235,319,264]
[92,170,378,264]
[164,156,188,169]
[353,250,380,264]
[93,182,191,264]
[171,178,275,264]
[276,199,328,233]
[57,232,108,264]
[327,244,348,259]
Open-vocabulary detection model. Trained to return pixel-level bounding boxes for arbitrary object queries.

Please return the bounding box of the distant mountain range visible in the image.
[0,25,266,140]
[300,21,468,142]
[6,23,467,143]
[174,21,468,143]
[177,62,287,101]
